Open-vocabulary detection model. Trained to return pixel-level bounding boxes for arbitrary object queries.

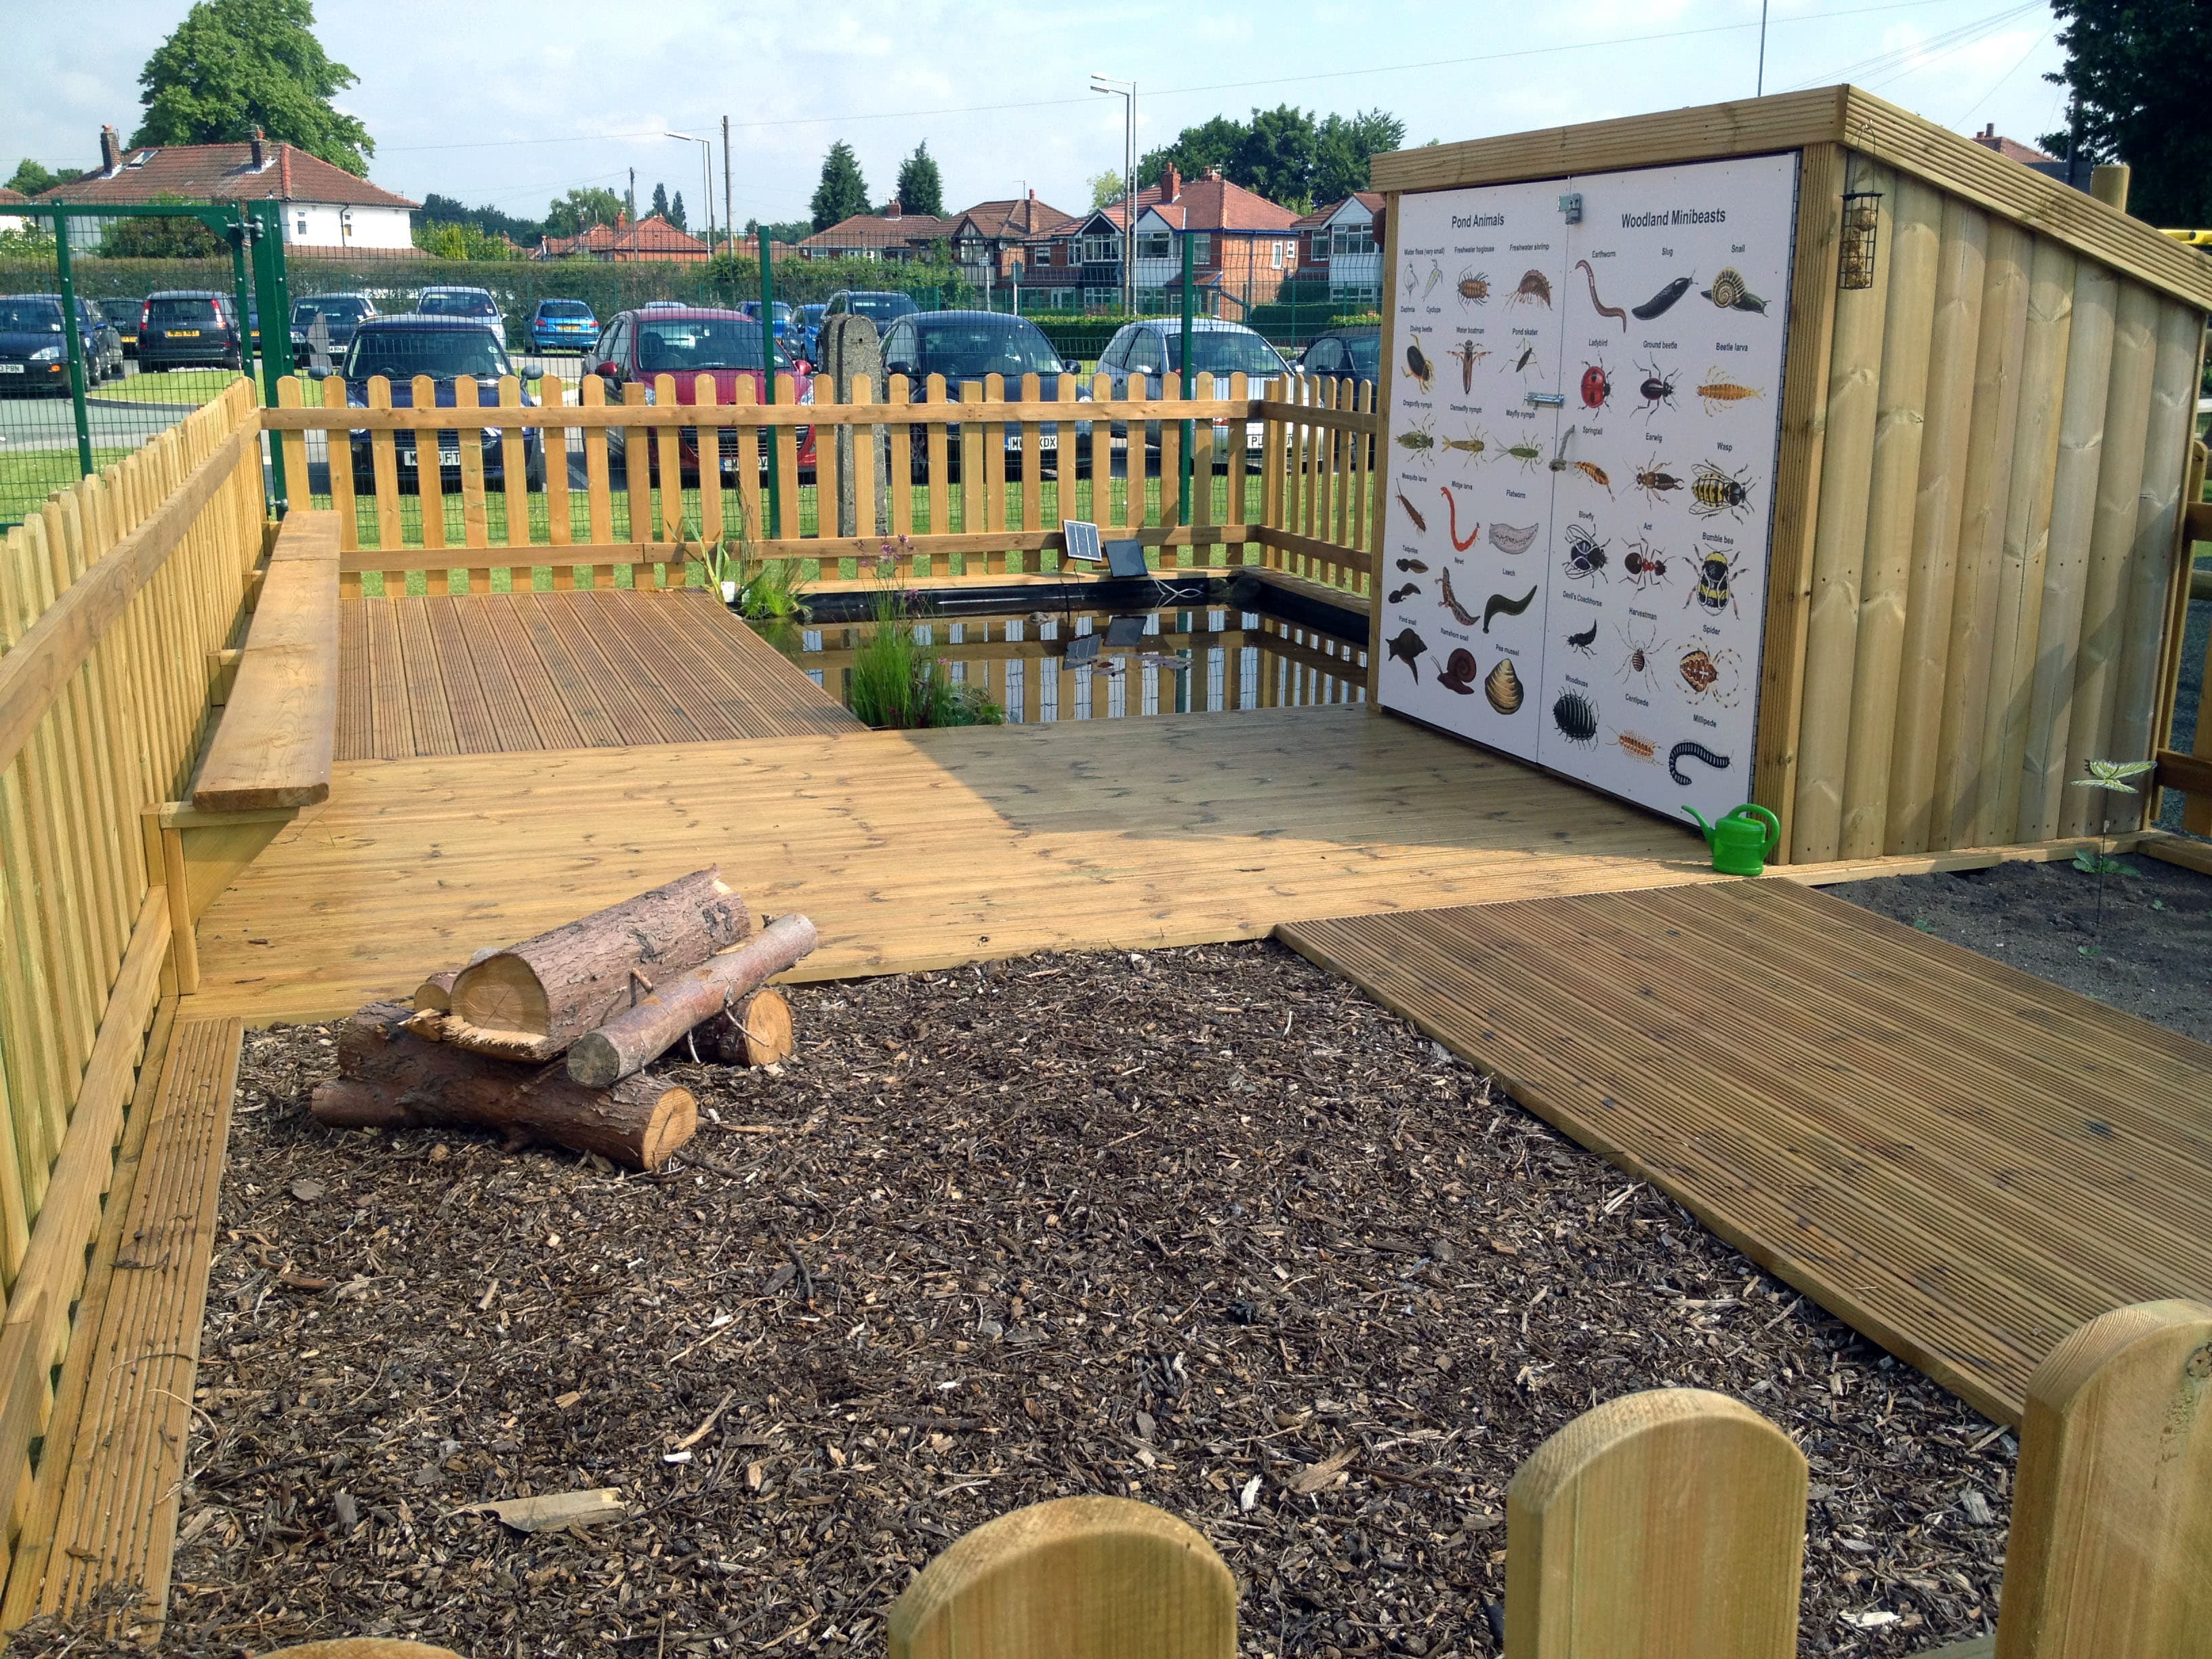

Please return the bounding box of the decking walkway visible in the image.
[1279,883,2212,1425]
[337,588,859,760]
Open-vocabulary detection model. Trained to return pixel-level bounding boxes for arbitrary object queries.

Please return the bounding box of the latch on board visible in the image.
[1525,391,1564,407]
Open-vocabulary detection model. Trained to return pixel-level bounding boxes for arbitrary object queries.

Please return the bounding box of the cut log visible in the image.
[315,1002,696,1170]
[568,915,818,1088]
[692,989,795,1067]
[414,970,457,1012]
[447,868,749,1054]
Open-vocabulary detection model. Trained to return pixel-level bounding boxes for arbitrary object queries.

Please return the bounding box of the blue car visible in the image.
[530,298,598,354]
[330,316,544,493]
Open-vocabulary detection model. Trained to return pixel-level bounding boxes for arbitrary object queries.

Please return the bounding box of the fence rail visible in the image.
[262,371,1380,600]
[0,380,264,1582]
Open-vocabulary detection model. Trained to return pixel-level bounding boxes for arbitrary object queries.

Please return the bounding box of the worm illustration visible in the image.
[1489,523,1540,556]
[1443,487,1479,552]
[1577,259,1626,331]
[1483,584,1538,634]
[1667,741,1732,786]
[1437,569,1480,626]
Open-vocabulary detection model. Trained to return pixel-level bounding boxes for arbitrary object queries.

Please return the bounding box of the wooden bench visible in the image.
[0,1015,243,1631]
[148,509,340,991]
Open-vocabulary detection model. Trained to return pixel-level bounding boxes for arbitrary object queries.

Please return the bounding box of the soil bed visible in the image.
[1826,853,2212,1044]
[21,944,2015,1658]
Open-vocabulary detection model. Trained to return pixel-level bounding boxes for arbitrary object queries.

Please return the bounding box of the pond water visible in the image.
[764,600,1367,725]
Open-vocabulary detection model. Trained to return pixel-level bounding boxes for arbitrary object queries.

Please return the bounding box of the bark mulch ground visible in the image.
[12,943,2015,1658]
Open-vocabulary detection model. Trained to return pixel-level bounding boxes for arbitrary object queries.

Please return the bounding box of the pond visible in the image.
[760,589,1368,726]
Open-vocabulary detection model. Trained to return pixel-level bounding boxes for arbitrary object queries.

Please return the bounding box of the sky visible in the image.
[5,0,2074,228]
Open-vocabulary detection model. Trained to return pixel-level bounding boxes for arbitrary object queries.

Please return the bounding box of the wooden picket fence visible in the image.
[258,371,1380,603]
[0,380,266,1584]
[886,1299,2212,1659]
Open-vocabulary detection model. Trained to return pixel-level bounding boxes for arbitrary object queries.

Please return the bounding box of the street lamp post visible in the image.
[667,131,716,260]
[1090,75,1135,316]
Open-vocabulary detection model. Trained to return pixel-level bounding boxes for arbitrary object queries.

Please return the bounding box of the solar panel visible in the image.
[1061,519,1102,562]
[1103,539,1149,579]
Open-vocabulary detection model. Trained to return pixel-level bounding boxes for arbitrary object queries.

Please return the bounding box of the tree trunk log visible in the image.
[415,947,497,1013]
[315,1002,697,1170]
[691,989,795,1067]
[447,868,748,1056]
[568,915,818,1088]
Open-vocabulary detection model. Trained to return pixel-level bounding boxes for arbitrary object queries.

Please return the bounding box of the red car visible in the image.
[590,306,816,482]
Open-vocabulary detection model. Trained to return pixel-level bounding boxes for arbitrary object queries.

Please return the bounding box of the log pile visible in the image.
[310,868,817,1170]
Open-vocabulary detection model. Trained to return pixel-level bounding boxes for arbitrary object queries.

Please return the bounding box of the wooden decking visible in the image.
[184,703,1742,1025]
[1278,883,2212,1425]
[337,588,859,760]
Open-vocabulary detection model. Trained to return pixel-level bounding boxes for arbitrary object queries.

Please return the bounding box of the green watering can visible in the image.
[1683,802,1782,876]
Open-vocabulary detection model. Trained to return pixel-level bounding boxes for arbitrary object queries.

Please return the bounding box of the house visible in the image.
[1127,165,1303,315]
[1292,192,1385,304]
[947,192,1073,285]
[0,186,30,235]
[534,211,710,262]
[796,201,952,262]
[1969,124,2097,192]
[1017,203,1145,308]
[37,125,415,250]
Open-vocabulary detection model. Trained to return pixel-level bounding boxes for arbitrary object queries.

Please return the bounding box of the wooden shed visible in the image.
[1366,85,2211,863]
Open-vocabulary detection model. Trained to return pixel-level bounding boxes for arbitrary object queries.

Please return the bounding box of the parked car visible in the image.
[289,293,376,367]
[739,300,808,365]
[821,289,920,329]
[529,298,597,354]
[138,290,245,371]
[1097,318,1290,466]
[588,306,816,483]
[877,310,1085,480]
[331,316,543,493]
[0,295,85,393]
[1298,324,1380,388]
[416,285,504,340]
[796,302,826,361]
[96,297,142,357]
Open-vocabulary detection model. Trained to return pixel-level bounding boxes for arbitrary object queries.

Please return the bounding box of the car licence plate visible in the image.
[0,364,22,374]
[171,329,201,337]
[1004,432,1058,451]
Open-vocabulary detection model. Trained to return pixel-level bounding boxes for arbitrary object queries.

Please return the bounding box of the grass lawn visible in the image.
[91,369,245,405]
[0,446,136,528]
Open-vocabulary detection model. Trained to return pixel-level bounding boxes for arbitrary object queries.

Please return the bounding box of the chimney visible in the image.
[250,127,266,169]
[1982,123,1995,138]
[99,125,121,173]
[1162,163,1180,204]
[886,198,902,220]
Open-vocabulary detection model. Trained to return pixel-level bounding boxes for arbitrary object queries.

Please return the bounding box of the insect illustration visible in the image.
[1616,619,1665,695]
[1437,569,1480,626]
[1614,730,1660,764]
[1701,268,1768,314]
[1635,359,1678,423]
[1511,344,1539,376]
[1397,557,1429,573]
[1387,582,1421,603]
[1636,461,1685,504]
[1690,459,1757,521]
[1513,268,1553,308]
[1579,360,1613,411]
[1571,460,1613,495]
[1443,487,1479,552]
[1482,584,1538,634]
[1505,437,1545,472]
[1562,525,1609,582]
[1677,644,1743,706]
[1488,522,1540,556]
[1387,626,1427,678]
[1402,262,1420,302]
[1632,275,1694,320]
[1551,689,1599,747]
[1696,369,1763,411]
[1424,262,1443,299]
[1441,427,1493,462]
[1668,741,1732,786]
[1456,269,1492,308]
[1395,491,1429,533]
[1621,538,1671,590]
[1395,418,1436,454]
[1406,340,1436,392]
[1447,338,1490,390]
[1565,619,1598,656]
[1577,259,1627,331]
[1685,546,1744,617]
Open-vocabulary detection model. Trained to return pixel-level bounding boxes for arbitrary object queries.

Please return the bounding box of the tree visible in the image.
[745,217,812,246]
[7,159,83,197]
[414,220,518,260]
[544,187,623,238]
[810,142,869,231]
[650,182,670,220]
[895,141,944,218]
[420,192,543,245]
[1235,104,1321,210]
[97,192,225,257]
[1138,105,1406,209]
[1311,108,1405,203]
[133,0,374,173]
[2037,0,2212,226]
[669,190,687,231]
[1088,169,1126,211]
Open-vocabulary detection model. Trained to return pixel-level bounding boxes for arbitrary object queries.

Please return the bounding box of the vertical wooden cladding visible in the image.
[1782,152,2205,863]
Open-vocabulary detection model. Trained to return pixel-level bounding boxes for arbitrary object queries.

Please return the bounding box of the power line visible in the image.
[1957,27,2052,126]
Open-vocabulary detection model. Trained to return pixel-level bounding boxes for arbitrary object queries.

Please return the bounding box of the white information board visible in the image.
[1378,153,1799,826]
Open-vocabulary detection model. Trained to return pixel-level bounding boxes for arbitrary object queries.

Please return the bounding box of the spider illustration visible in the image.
[1616,619,1666,697]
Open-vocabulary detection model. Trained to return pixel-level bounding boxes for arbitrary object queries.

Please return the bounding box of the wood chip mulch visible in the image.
[14,942,2018,1658]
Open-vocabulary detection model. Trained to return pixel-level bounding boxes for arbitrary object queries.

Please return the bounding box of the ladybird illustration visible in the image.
[1579,361,1612,411]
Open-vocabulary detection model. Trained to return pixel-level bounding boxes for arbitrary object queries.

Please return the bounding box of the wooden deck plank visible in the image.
[27,1015,241,1626]
[421,596,501,756]
[392,599,458,757]
[480,594,581,754]
[1276,884,2212,1425]
[361,597,408,762]
[335,594,372,764]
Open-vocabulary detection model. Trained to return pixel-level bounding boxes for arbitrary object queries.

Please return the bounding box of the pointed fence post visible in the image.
[886,1496,1235,1659]
[1504,1388,1808,1659]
